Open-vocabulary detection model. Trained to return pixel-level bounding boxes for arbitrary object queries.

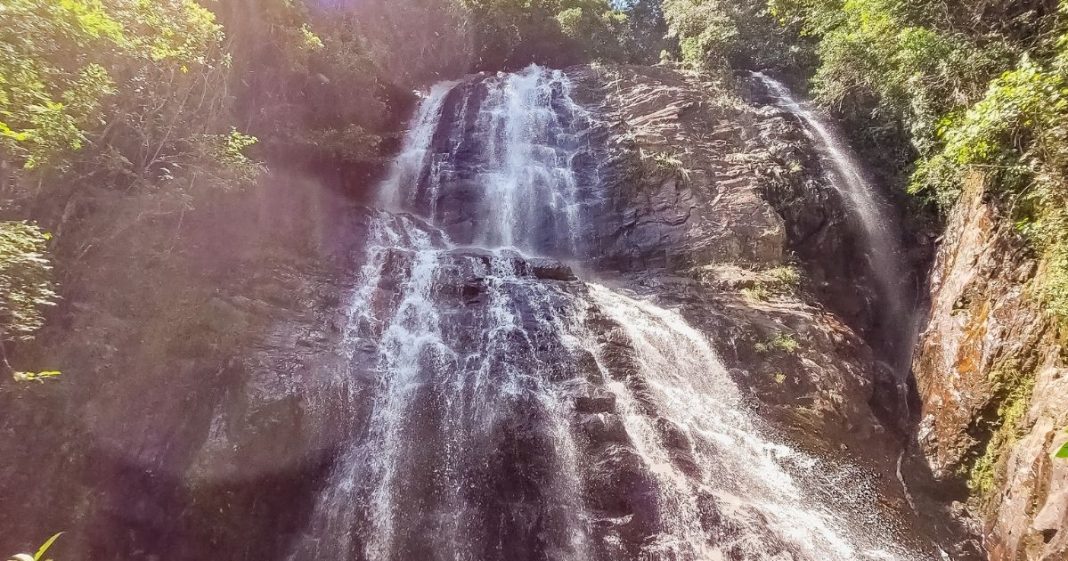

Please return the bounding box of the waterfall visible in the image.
[751,73,917,375]
[580,284,921,560]
[378,81,459,214]
[289,65,932,561]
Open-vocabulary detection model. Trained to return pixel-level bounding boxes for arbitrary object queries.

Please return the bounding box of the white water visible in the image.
[288,65,930,561]
[469,69,588,253]
[379,81,459,213]
[752,73,916,373]
[580,285,920,560]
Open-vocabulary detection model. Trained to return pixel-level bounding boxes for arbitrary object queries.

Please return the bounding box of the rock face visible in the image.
[568,65,908,450]
[0,175,372,560]
[0,64,962,561]
[912,173,1068,560]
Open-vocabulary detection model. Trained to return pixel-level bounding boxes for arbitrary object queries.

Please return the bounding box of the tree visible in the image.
[457,0,635,69]
[661,0,813,74]
[662,0,738,69]
[0,0,262,197]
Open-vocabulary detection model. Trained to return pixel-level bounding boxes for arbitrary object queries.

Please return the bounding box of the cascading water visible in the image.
[290,65,933,561]
[751,73,917,375]
[751,73,924,515]
[580,285,920,560]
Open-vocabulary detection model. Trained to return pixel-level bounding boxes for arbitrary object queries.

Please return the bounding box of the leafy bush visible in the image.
[663,0,813,75]
[458,0,653,68]
[0,221,57,378]
[0,0,260,190]
[767,265,800,287]
[663,0,738,69]
[755,332,800,354]
[911,6,1068,319]
[0,0,124,170]
[740,265,802,302]
[0,222,57,342]
[742,284,771,302]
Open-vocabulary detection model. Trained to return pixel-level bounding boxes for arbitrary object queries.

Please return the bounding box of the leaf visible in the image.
[1056,441,1068,459]
[12,371,62,383]
[33,533,62,561]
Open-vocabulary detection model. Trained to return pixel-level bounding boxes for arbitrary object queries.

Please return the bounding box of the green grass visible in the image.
[740,265,802,302]
[741,285,771,302]
[640,149,692,180]
[755,333,800,354]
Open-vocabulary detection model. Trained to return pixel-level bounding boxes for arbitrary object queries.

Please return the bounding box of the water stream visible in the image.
[751,73,918,376]
[289,65,931,561]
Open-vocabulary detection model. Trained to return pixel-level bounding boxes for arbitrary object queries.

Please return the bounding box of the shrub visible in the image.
[755,332,800,354]
[0,221,57,378]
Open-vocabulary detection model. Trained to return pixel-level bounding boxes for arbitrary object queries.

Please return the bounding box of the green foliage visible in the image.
[762,0,1030,187]
[741,265,802,301]
[0,0,122,169]
[217,0,394,164]
[616,0,671,64]
[0,222,57,343]
[663,0,813,74]
[12,370,62,383]
[1055,424,1068,460]
[458,0,646,67]
[0,221,60,384]
[741,284,771,302]
[755,332,800,354]
[299,23,324,51]
[663,0,738,69]
[556,5,631,60]
[10,532,64,561]
[966,367,1036,496]
[294,125,382,166]
[0,0,260,189]
[911,56,1068,205]
[193,129,264,189]
[910,6,1068,320]
[35,532,62,561]
[805,0,1008,155]
[640,149,691,179]
[767,265,800,286]
[762,0,1068,328]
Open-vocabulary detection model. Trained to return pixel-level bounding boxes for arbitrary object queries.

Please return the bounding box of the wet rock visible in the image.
[526,257,577,281]
[578,413,629,444]
[583,444,659,521]
[574,388,617,414]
